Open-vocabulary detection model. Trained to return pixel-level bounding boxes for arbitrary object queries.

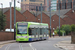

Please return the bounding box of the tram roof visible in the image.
[17,22,48,26]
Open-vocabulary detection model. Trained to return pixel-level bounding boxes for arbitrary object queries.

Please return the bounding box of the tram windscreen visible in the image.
[17,23,27,34]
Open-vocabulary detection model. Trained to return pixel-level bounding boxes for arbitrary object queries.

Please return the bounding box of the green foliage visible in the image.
[71,24,75,32]
[61,25,71,35]
[55,30,65,36]
[0,11,6,31]
[16,7,21,11]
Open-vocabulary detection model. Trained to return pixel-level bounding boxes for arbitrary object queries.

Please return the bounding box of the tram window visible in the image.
[42,28,44,35]
[45,28,49,34]
[31,28,35,35]
[40,28,42,35]
[28,28,32,35]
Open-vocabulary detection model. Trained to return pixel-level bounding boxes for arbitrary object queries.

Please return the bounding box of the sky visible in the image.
[0,0,21,8]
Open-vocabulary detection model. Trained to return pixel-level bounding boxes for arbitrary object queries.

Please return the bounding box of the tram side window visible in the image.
[40,28,42,35]
[31,28,35,35]
[42,28,44,35]
[28,28,32,35]
[45,28,49,34]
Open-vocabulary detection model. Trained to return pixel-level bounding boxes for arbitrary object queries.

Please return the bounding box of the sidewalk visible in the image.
[49,36,71,38]
[0,40,16,45]
[55,41,75,50]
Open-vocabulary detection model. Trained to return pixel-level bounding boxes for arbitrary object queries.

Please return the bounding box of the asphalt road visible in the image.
[0,36,71,50]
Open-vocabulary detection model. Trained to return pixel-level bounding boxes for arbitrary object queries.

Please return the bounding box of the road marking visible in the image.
[5,43,13,50]
[0,43,11,48]
[29,43,36,50]
[19,44,23,50]
[0,45,4,48]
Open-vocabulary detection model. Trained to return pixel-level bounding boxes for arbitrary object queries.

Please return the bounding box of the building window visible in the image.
[21,0,23,2]
[36,6,38,11]
[30,0,35,2]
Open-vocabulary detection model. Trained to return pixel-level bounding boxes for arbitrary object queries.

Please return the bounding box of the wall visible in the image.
[0,32,14,41]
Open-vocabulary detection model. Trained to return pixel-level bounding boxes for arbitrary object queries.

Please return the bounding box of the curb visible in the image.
[55,44,66,50]
[49,36,71,38]
[0,40,16,45]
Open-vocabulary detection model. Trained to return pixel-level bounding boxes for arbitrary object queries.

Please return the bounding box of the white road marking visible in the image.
[19,44,23,50]
[29,43,36,50]
[5,43,13,50]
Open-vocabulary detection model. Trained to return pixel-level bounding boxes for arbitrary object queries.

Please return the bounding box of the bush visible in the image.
[61,25,71,35]
[54,30,65,36]
[71,24,75,32]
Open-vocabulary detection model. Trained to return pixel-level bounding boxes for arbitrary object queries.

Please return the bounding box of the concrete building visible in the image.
[21,0,48,11]
[57,0,75,10]
[48,0,75,11]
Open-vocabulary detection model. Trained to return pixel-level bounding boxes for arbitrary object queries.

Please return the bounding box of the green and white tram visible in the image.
[16,22,49,41]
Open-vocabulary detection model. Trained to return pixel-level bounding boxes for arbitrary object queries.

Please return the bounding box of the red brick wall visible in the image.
[4,7,26,29]
[51,14,65,29]
[0,32,14,41]
[64,10,75,24]
[37,13,51,28]
[23,10,38,22]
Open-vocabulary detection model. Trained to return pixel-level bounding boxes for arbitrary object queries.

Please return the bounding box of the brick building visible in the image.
[1,7,75,32]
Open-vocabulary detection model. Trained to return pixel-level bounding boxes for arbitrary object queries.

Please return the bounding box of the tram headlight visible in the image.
[16,36,21,38]
[24,36,28,38]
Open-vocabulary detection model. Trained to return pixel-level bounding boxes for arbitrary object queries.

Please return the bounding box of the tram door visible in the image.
[32,28,36,40]
[31,28,35,41]
[37,28,40,40]
[42,28,44,39]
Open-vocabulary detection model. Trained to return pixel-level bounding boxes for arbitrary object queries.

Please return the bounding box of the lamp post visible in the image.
[14,0,16,40]
[49,0,51,37]
[9,2,12,32]
[40,3,42,23]
[58,0,60,36]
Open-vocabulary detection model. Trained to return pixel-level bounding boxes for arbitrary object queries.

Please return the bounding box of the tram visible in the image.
[16,22,49,41]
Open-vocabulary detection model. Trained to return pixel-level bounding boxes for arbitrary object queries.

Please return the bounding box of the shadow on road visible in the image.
[16,39,47,43]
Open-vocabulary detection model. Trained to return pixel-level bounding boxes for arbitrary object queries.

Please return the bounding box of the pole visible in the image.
[10,2,12,32]
[14,0,16,40]
[50,1,51,37]
[41,3,42,23]
[58,0,60,36]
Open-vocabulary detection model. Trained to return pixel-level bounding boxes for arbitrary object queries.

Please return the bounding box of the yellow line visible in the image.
[0,43,11,48]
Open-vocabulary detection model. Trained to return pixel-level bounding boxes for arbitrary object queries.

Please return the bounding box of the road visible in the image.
[0,36,71,50]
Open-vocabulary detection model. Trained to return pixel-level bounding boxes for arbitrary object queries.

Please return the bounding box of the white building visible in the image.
[51,0,57,11]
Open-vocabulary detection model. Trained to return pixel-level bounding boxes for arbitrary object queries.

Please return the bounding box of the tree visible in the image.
[16,7,21,11]
[0,11,6,31]
[61,25,71,35]
[71,24,75,32]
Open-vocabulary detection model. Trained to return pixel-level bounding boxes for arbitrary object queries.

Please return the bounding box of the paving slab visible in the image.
[55,41,75,50]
